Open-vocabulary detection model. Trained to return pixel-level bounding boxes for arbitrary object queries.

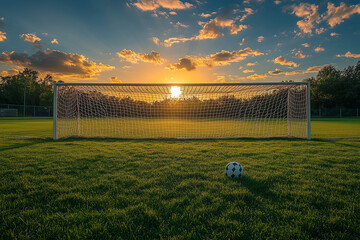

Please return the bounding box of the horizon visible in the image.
[0,0,359,83]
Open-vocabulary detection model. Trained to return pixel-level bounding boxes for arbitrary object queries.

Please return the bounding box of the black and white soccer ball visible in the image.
[225,162,244,178]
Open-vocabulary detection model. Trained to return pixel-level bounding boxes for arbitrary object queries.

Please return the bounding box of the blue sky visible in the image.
[0,0,359,83]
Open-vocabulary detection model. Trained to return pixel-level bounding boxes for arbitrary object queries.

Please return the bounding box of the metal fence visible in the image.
[311,107,359,118]
[0,104,53,117]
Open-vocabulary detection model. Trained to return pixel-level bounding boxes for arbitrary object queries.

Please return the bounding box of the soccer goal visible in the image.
[53,82,310,139]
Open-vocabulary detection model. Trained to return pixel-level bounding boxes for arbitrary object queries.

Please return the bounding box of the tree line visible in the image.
[1,61,359,109]
[303,61,360,108]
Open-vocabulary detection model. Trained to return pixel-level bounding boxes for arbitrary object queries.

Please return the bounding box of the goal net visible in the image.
[53,83,310,139]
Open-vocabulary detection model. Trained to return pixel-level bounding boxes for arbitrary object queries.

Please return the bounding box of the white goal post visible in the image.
[53,82,311,139]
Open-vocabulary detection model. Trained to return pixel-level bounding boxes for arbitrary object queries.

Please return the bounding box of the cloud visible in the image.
[315,27,326,34]
[152,37,160,45]
[273,56,299,67]
[323,2,360,28]
[267,65,326,76]
[304,65,327,73]
[330,32,339,36]
[294,50,307,59]
[163,7,248,46]
[247,73,268,80]
[243,69,254,73]
[302,43,310,47]
[20,33,43,49]
[169,11,177,15]
[240,38,247,46]
[268,68,285,75]
[132,0,192,11]
[247,62,257,66]
[0,69,19,77]
[230,24,247,35]
[287,2,360,35]
[51,38,59,44]
[287,3,320,34]
[117,49,165,64]
[257,36,264,42]
[274,0,281,5]
[200,13,212,18]
[314,47,325,52]
[285,70,303,75]
[110,77,122,83]
[167,57,197,71]
[0,49,114,79]
[0,31,6,42]
[336,51,360,58]
[163,37,194,47]
[167,47,264,71]
[239,8,254,22]
[175,21,189,28]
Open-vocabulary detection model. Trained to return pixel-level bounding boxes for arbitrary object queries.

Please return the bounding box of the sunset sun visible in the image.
[171,86,181,98]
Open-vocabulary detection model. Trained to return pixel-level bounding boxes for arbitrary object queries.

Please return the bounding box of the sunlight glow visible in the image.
[171,86,182,98]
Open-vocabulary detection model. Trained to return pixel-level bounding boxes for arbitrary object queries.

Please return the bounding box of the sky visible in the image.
[0,0,359,83]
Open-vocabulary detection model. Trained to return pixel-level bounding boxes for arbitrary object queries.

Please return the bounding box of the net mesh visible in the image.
[55,84,308,139]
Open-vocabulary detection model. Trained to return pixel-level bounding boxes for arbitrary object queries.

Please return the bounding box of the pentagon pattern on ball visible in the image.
[225,162,244,178]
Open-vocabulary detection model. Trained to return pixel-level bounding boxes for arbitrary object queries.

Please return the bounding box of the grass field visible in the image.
[1,118,360,239]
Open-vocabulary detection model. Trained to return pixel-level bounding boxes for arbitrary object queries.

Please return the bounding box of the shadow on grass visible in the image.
[311,138,360,148]
[238,175,278,202]
[0,137,50,152]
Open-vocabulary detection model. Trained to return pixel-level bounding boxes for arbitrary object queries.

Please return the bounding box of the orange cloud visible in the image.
[152,37,160,45]
[239,8,254,22]
[289,3,320,34]
[20,33,41,43]
[175,21,189,28]
[336,51,360,58]
[302,43,310,47]
[163,7,248,46]
[268,69,285,75]
[0,68,19,77]
[117,49,165,64]
[304,65,327,73]
[240,38,247,46]
[257,36,264,42]
[314,47,325,52]
[200,13,212,18]
[273,56,299,67]
[132,0,192,11]
[20,33,43,49]
[0,49,114,79]
[230,24,247,35]
[323,2,360,28]
[243,69,254,73]
[167,47,264,71]
[0,31,6,42]
[51,38,59,44]
[294,50,307,59]
[247,62,257,66]
[247,73,268,80]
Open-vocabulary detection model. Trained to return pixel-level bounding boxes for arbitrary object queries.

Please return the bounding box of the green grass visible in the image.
[0,118,360,239]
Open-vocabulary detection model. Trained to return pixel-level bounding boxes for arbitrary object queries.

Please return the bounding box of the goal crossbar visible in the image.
[53,82,311,140]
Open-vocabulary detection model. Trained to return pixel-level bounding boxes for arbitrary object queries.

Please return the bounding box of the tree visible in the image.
[304,61,360,108]
[0,68,55,106]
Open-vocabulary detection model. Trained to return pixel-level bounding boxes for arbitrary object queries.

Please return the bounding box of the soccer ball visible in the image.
[225,162,244,178]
